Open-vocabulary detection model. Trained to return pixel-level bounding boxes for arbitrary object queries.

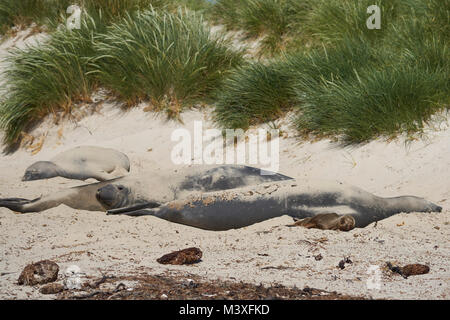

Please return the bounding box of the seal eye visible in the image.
[118,186,124,191]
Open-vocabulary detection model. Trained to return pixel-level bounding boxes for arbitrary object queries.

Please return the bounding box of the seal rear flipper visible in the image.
[0,197,39,212]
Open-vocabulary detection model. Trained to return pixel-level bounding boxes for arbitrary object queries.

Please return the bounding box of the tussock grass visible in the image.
[214,38,380,130]
[293,66,449,144]
[0,0,448,147]
[214,62,295,129]
[0,0,70,34]
[0,0,164,146]
[76,0,158,24]
[304,0,404,44]
[209,0,445,54]
[213,0,449,143]
[0,6,242,146]
[0,0,208,35]
[209,0,313,55]
[93,8,243,113]
[0,14,103,146]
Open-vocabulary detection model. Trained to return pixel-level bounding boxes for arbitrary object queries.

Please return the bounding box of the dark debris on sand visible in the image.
[18,260,59,286]
[386,262,430,279]
[56,273,364,300]
[156,247,202,265]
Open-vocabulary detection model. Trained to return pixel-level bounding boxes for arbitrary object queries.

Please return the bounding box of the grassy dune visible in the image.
[213,0,449,143]
[0,0,448,147]
[0,4,241,146]
[93,9,242,112]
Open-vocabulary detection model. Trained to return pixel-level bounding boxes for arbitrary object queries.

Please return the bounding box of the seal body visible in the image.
[0,178,122,213]
[22,146,130,181]
[1,165,292,213]
[108,179,442,231]
[1,165,442,229]
[290,213,356,231]
[97,165,293,208]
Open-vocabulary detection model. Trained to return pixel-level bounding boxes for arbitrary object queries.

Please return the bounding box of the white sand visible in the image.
[0,31,448,300]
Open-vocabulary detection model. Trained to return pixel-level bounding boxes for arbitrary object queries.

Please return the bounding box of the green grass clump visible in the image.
[0,13,105,146]
[214,38,378,130]
[209,0,313,55]
[214,62,295,129]
[0,0,448,148]
[0,0,213,35]
[0,3,223,146]
[304,0,405,44]
[288,1,449,143]
[294,66,449,144]
[284,38,381,90]
[213,0,449,143]
[93,8,243,114]
[208,0,243,28]
[0,0,71,34]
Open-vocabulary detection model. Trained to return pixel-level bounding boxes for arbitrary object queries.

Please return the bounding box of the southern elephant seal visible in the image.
[0,178,122,213]
[22,146,130,181]
[288,213,356,231]
[0,165,291,213]
[107,179,442,231]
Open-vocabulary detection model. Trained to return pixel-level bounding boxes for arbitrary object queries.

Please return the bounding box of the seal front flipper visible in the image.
[0,197,30,202]
[107,202,160,215]
[107,208,156,217]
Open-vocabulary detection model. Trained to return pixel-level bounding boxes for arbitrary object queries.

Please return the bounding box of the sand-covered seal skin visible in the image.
[97,165,293,208]
[0,165,291,213]
[22,146,130,181]
[108,180,442,231]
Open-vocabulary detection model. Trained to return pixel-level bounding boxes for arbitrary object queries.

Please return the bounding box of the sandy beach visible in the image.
[0,30,448,300]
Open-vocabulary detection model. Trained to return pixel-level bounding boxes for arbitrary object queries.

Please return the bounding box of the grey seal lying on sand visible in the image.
[0,165,291,213]
[106,179,442,231]
[22,146,130,181]
[1,165,441,230]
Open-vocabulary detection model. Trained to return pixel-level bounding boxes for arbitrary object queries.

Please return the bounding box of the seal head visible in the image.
[96,182,162,211]
[23,161,61,181]
[95,184,132,209]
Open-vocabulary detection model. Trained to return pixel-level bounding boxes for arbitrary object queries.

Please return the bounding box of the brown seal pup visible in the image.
[289,213,356,231]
